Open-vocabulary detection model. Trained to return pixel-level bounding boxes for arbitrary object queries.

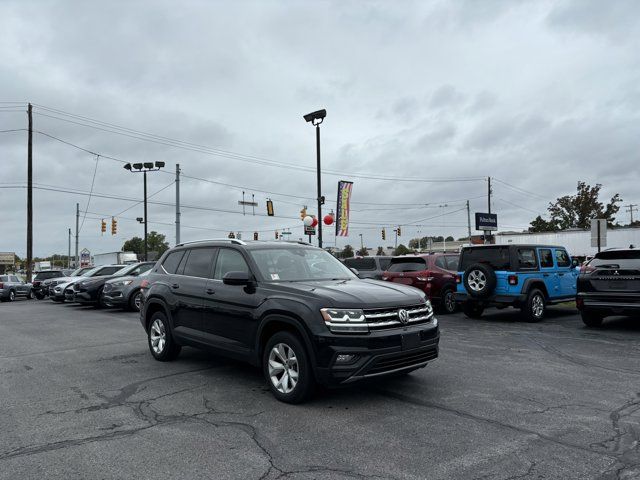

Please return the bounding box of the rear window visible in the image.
[0,276,8,282]
[591,250,640,269]
[344,258,376,271]
[388,258,427,272]
[379,258,391,270]
[161,250,185,274]
[34,271,63,280]
[460,247,510,271]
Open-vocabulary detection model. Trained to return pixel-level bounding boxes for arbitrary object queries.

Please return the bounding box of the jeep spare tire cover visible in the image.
[463,263,497,298]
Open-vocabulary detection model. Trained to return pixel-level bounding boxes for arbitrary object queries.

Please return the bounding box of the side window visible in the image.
[517,248,537,270]
[378,258,391,271]
[10,275,19,282]
[555,249,571,268]
[446,256,459,271]
[182,248,216,278]
[539,249,554,268]
[214,249,249,280]
[435,257,447,269]
[161,251,185,274]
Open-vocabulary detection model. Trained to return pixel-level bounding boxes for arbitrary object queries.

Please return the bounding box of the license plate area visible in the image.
[402,332,421,350]
[608,281,628,290]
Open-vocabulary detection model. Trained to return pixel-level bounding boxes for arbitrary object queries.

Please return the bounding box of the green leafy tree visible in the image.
[356,247,369,256]
[147,231,170,255]
[341,244,354,259]
[376,246,385,256]
[394,244,412,256]
[408,238,420,249]
[445,236,454,242]
[122,236,145,254]
[529,182,621,232]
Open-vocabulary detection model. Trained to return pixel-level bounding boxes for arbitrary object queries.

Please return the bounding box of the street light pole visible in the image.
[304,109,327,249]
[144,170,148,261]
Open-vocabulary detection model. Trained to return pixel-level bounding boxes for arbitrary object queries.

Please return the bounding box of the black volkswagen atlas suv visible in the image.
[140,239,440,403]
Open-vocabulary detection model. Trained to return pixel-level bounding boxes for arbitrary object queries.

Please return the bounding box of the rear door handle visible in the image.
[171,283,180,289]
[558,273,565,276]
[206,288,215,295]
[543,274,549,277]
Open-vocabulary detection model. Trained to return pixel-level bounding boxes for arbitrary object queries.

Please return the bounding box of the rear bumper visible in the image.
[577,292,640,315]
[313,321,440,387]
[455,292,526,306]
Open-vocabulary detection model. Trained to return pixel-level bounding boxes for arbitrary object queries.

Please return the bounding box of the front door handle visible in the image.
[206,288,215,295]
[558,273,565,276]
[171,283,180,289]
[543,274,549,277]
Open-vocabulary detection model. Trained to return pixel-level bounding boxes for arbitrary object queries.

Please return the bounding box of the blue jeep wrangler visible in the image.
[455,244,578,322]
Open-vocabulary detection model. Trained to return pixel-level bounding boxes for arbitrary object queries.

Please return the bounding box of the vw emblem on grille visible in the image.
[398,309,409,325]
[614,270,620,276]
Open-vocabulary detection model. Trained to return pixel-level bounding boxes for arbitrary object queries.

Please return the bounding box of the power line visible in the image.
[493,178,547,200]
[113,181,175,217]
[497,197,544,215]
[78,155,100,234]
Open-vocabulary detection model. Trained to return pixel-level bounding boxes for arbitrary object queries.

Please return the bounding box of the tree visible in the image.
[376,246,385,256]
[122,236,145,255]
[529,182,622,232]
[356,247,369,256]
[445,236,454,242]
[122,231,169,256]
[394,244,412,256]
[341,244,354,259]
[408,238,420,249]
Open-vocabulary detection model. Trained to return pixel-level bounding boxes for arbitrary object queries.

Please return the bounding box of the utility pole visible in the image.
[624,204,638,224]
[359,233,364,252]
[485,176,492,244]
[466,199,472,240]
[68,228,71,269]
[26,103,33,282]
[144,170,148,261]
[395,227,398,249]
[175,163,181,245]
[75,203,79,268]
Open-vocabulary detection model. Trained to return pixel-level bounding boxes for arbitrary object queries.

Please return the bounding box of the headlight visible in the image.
[110,280,133,287]
[320,308,367,333]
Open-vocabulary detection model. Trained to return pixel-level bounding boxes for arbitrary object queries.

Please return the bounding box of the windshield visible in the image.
[112,263,154,277]
[250,247,356,282]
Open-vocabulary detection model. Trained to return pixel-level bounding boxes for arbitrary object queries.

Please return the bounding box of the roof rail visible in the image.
[283,240,312,246]
[176,238,247,247]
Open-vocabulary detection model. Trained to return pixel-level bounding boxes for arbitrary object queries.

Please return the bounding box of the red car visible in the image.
[382,253,459,314]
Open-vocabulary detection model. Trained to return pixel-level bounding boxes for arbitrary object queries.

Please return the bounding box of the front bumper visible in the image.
[74,289,100,304]
[577,292,640,315]
[313,320,440,386]
[102,289,127,307]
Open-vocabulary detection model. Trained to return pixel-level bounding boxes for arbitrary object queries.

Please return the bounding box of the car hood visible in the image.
[46,275,82,284]
[267,278,425,308]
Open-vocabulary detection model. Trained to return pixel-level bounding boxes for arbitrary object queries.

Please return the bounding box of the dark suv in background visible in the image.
[343,256,391,280]
[140,240,440,403]
[381,253,459,314]
[577,248,640,327]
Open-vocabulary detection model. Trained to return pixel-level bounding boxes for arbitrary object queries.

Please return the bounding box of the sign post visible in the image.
[590,219,607,253]
[475,213,497,244]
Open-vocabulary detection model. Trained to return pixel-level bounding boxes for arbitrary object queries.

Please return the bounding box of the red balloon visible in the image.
[311,217,318,227]
[323,214,334,225]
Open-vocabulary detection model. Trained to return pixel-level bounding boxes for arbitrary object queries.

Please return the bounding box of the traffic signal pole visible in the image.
[26,103,33,282]
[144,170,148,261]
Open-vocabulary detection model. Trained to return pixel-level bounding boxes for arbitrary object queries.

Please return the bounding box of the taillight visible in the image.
[455,274,461,284]
[508,275,518,286]
[576,297,584,309]
[580,264,595,274]
[140,280,149,288]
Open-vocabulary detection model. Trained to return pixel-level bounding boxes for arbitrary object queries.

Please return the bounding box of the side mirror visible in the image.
[223,271,251,286]
[571,259,580,268]
[130,271,139,277]
[350,268,360,277]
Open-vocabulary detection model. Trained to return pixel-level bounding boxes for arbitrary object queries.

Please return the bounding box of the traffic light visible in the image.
[266,199,274,216]
[275,230,279,240]
[253,231,258,241]
[101,219,106,233]
[111,217,117,235]
[300,207,307,220]
[382,228,386,240]
[397,226,402,236]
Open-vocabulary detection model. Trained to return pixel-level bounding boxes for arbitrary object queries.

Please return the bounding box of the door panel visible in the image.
[172,248,216,333]
[555,249,577,297]
[537,249,560,298]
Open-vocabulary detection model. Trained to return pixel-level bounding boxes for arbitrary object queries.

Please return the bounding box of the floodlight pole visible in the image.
[315,122,322,249]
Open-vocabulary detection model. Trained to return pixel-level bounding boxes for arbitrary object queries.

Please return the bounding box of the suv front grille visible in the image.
[363,304,433,330]
[366,347,438,375]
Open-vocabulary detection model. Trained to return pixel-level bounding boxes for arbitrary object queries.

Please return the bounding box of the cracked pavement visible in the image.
[1,300,640,479]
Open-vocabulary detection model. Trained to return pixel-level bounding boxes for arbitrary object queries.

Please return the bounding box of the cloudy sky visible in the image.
[1,0,639,258]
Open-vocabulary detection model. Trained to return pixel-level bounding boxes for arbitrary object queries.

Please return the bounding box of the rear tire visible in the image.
[35,292,45,300]
[438,288,457,315]
[581,310,604,327]
[522,289,546,322]
[147,311,181,361]
[27,290,34,300]
[263,331,315,404]
[8,291,15,302]
[462,301,484,319]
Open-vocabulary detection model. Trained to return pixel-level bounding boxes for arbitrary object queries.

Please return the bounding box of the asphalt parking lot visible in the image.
[1,299,639,480]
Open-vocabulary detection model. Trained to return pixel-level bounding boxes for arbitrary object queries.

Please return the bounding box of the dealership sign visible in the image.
[475,212,498,231]
[0,252,15,265]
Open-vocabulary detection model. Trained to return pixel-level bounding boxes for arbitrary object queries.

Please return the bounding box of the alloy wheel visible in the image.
[444,291,456,313]
[532,294,544,318]
[468,270,486,291]
[268,343,299,394]
[9,291,15,302]
[150,319,166,354]
[134,292,142,311]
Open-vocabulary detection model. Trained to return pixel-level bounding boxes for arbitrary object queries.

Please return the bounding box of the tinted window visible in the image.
[517,249,537,270]
[539,249,554,268]
[0,276,7,282]
[435,257,447,269]
[214,249,249,280]
[591,250,640,269]
[460,247,510,271]
[555,249,571,267]
[183,248,215,278]
[344,258,376,271]
[388,258,427,272]
[95,266,124,276]
[161,250,185,274]
[445,256,459,271]
[379,258,391,270]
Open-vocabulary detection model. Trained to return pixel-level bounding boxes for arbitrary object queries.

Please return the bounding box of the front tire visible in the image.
[27,290,35,300]
[462,301,484,319]
[8,291,15,302]
[128,290,143,312]
[263,331,315,404]
[581,310,604,327]
[522,289,546,322]
[35,292,45,300]
[147,312,181,361]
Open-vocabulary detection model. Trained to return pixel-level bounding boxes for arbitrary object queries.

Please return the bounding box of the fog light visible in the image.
[336,354,357,364]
